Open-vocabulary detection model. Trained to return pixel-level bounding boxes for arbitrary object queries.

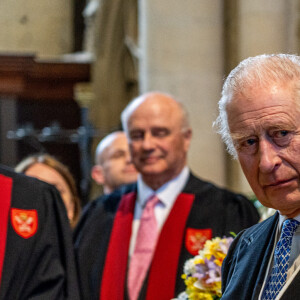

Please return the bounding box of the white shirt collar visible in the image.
[278,213,300,231]
[137,166,190,208]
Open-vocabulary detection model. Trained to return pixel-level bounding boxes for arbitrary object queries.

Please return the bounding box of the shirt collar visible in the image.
[278,213,300,232]
[137,166,190,208]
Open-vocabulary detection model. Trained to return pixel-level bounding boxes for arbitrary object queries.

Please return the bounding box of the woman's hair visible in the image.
[15,153,81,228]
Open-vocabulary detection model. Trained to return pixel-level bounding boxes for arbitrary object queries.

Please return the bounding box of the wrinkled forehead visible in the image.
[227,82,296,108]
[226,84,300,128]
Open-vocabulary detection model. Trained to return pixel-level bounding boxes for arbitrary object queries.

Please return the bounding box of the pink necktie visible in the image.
[128,194,160,300]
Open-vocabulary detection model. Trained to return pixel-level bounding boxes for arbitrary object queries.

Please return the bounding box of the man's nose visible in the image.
[142,132,155,150]
[258,138,281,173]
[125,151,132,163]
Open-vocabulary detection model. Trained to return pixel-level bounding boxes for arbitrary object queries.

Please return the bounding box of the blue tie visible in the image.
[262,218,300,300]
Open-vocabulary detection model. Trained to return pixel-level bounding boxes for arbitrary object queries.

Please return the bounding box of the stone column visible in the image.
[139,0,225,186]
[0,0,73,57]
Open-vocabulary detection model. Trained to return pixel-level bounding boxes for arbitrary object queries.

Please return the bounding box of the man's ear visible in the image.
[91,165,105,185]
[183,128,192,151]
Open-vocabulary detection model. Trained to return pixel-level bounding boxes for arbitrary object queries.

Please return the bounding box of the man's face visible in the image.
[100,134,138,190]
[127,97,191,189]
[227,85,300,217]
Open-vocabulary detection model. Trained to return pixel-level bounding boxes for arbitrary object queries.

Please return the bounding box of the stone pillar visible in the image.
[0,0,73,57]
[139,0,225,186]
[239,0,298,59]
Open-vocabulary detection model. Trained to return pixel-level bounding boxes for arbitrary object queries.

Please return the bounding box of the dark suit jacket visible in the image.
[221,212,300,300]
[74,172,259,300]
[0,165,80,300]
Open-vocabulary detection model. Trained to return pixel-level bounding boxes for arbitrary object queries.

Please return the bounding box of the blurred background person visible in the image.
[0,164,80,299]
[91,131,138,195]
[15,153,81,228]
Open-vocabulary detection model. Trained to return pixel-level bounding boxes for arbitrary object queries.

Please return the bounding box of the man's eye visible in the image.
[275,130,288,137]
[111,151,125,159]
[272,130,292,146]
[129,131,144,140]
[235,137,258,154]
[152,128,169,137]
[245,139,256,146]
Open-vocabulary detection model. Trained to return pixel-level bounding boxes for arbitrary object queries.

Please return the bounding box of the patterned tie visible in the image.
[128,195,160,300]
[262,218,300,300]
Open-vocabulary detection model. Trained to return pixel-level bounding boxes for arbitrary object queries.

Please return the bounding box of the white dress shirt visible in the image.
[129,166,190,256]
[259,213,300,299]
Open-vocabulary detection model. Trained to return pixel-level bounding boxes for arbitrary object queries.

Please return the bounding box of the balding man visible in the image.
[91,131,138,194]
[74,92,259,300]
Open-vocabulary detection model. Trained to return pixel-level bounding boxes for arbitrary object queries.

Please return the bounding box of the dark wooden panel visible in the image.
[0,53,91,203]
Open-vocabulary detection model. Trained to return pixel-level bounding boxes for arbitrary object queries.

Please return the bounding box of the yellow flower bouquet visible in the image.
[177,236,234,300]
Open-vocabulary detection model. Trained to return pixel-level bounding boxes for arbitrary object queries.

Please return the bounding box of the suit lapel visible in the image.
[251,214,278,299]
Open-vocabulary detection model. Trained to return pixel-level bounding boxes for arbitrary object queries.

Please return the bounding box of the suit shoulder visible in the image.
[86,184,130,215]
[0,165,54,189]
[0,167,65,215]
[238,212,278,238]
[74,185,135,241]
[187,173,250,202]
[187,173,260,225]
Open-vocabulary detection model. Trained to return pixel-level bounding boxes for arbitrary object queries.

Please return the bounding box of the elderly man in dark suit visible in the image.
[0,164,80,299]
[74,92,259,300]
[216,54,300,300]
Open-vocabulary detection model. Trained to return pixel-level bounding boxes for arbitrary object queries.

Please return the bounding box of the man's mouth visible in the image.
[264,177,297,188]
[141,156,160,163]
[124,166,137,173]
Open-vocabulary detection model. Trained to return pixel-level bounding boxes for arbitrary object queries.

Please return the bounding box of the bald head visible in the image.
[121,92,192,190]
[92,131,138,194]
[95,131,126,165]
[121,92,190,135]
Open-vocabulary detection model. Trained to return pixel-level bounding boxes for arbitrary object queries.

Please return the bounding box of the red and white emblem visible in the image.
[185,228,212,255]
[11,208,38,239]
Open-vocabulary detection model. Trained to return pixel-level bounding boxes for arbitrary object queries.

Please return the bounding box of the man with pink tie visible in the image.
[74,92,259,300]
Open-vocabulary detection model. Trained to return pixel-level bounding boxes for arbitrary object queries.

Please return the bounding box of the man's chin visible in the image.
[142,166,166,174]
[264,197,300,217]
[140,167,166,180]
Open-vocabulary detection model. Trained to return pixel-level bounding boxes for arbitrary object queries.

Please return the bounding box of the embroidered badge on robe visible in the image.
[11,208,38,238]
[185,228,212,255]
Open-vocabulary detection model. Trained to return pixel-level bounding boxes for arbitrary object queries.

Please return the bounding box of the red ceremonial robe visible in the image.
[0,174,12,285]
[74,173,260,300]
[100,191,194,300]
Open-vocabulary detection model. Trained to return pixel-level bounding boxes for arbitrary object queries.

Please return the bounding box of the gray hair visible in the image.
[121,92,190,134]
[214,53,300,158]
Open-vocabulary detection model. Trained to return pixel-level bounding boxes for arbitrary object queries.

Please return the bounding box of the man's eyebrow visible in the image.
[151,127,169,130]
[230,131,254,141]
[267,123,296,130]
[129,128,144,132]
